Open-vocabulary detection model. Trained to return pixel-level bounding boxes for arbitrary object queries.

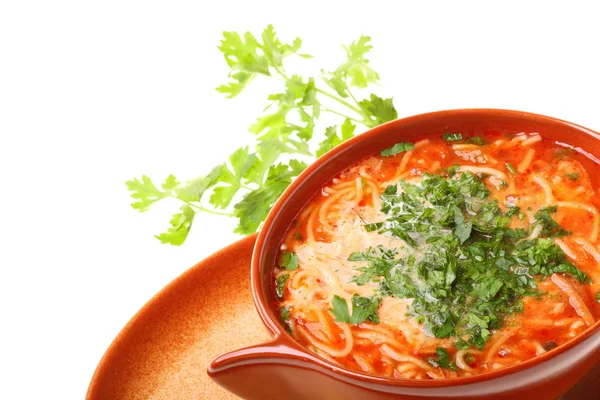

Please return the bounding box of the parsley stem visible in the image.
[346,86,363,113]
[322,107,363,123]
[275,66,289,80]
[315,88,365,118]
[170,195,234,217]
[198,206,234,217]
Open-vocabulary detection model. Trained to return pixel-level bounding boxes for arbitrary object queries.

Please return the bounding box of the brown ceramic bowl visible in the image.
[208,109,600,400]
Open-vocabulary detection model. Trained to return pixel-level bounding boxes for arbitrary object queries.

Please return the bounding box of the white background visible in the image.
[1,1,600,398]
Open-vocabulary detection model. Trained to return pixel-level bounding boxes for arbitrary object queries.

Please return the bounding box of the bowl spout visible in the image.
[207,336,331,400]
[207,336,401,400]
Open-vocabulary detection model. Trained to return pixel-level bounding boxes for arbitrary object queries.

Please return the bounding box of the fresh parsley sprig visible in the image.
[127,25,398,245]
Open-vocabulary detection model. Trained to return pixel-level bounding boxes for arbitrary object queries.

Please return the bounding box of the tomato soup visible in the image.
[273,131,600,379]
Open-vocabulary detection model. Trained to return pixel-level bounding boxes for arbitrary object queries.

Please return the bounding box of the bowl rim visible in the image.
[251,108,600,388]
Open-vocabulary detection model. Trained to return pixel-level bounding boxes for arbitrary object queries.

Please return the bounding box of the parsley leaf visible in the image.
[275,274,289,298]
[175,166,223,203]
[216,25,304,98]
[278,251,299,270]
[358,94,398,127]
[513,238,590,283]
[216,32,269,97]
[380,141,414,157]
[565,173,580,181]
[330,295,351,323]
[155,204,196,246]
[233,181,289,234]
[126,169,225,246]
[260,25,305,68]
[280,306,291,321]
[349,246,398,285]
[280,306,292,333]
[443,133,463,141]
[350,294,382,324]
[210,147,257,209]
[534,206,571,238]
[506,204,522,217]
[234,160,307,234]
[323,36,379,95]
[429,348,456,370]
[454,207,472,243]
[466,136,487,145]
[330,294,381,325]
[126,175,178,212]
[316,119,356,157]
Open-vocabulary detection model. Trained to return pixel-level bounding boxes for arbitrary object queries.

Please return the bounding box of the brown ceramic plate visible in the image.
[88,233,600,399]
[86,234,268,399]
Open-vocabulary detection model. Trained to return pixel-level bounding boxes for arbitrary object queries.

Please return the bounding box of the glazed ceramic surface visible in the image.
[209,110,600,400]
[87,234,269,399]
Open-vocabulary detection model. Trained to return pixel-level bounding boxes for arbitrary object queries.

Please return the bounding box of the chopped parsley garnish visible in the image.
[330,294,381,325]
[555,148,576,158]
[278,251,299,270]
[446,165,460,177]
[505,204,519,216]
[506,162,517,175]
[543,341,557,351]
[275,274,289,298]
[596,293,600,304]
[513,238,590,284]
[280,306,292,333]
[443,133,463,141]
[380,141,414,157]
[349,246,398,285]
[534,206,571,238]
[565,173,580,181]
[453,206,473,243]
[280,306,291,321]
[428,348,456,370]
[350,171,589,349]
[294,232,304,240]
[466,136,486,145]
[464,353,475,364]
[364,222,383,232]
[505,204,524,219]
